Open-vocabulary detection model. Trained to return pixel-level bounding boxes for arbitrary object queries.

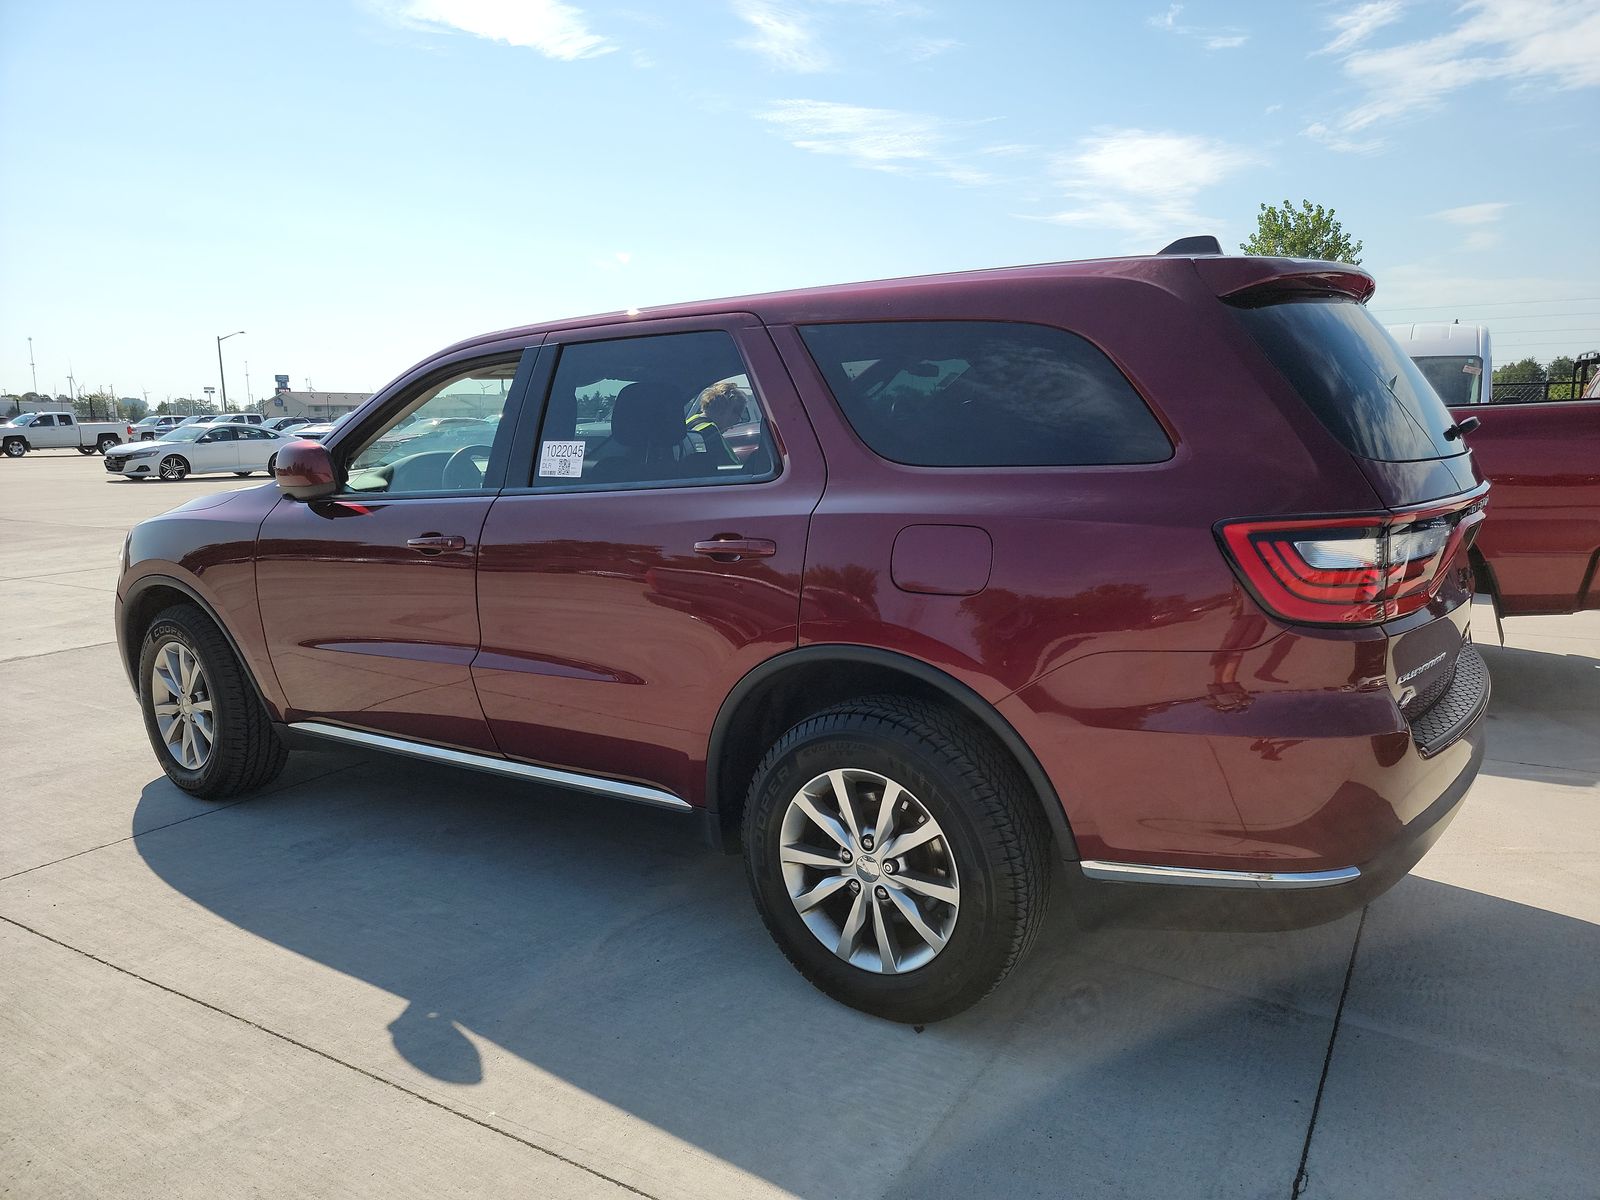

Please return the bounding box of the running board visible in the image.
[1078,861,1361,889]
[288,721,693,812]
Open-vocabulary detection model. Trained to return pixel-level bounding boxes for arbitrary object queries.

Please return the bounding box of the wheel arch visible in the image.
[706,645,1078,861]
[121,574,278,717]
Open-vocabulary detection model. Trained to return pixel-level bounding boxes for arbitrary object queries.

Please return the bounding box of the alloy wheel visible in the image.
[159,455,188,480]
[779,768,960,974]
[150,641,214,770]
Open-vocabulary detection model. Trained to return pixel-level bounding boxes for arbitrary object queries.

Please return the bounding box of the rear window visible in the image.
[1233,298,1463,462]
[798,320,1172,467]
[1411,355,1483,407]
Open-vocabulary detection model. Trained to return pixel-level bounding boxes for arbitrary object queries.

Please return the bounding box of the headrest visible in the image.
[610,382,684,450]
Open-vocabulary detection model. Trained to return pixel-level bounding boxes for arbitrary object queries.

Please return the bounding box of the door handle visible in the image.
[407,534,467,554]
[694,536,776,561]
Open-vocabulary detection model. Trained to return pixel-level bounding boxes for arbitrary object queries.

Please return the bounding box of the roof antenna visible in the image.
[1157,235,1222,256]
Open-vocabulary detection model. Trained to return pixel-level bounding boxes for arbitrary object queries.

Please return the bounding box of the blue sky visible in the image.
[2,0,1598,403]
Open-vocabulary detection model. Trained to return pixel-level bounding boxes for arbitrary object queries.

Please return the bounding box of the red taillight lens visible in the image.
[1218,488,1487,626]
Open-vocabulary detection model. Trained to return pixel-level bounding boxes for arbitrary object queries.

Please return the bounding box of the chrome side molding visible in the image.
[289,721,693,812]
[1078,860,1361,890]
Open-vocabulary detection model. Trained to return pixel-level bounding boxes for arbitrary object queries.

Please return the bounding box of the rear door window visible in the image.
[797,320,1171,467]
[1233,298,1463,461]
[526,330,776,490]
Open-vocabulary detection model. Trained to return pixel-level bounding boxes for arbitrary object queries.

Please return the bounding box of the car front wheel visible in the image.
[158,454,189,481]
[743,695,1051,1023]
[138,604,287,799]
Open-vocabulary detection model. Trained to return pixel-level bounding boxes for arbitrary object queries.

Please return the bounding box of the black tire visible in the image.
[158,454,189,481]
[137,604,287,799]
[77,446,94,455]
[743,695,1052,1023]
[3,438,26,458]
[234,471,252,477]
[266,453,277,475]
[97,435,119,454]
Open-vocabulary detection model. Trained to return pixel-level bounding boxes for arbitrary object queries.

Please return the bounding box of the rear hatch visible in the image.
[1203,261,1489,750]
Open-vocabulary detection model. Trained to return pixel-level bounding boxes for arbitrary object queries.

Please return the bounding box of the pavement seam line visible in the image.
[0,913,663,1200]
[0,639,116,664]
[1290,904,1368,1200]
[0,760,364,884]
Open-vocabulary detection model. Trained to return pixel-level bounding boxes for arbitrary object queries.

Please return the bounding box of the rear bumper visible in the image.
[1064,713,1485,931]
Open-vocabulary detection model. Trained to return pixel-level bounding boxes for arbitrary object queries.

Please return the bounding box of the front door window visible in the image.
[344,364,521,495]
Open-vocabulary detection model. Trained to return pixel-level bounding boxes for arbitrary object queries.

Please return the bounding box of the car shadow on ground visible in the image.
[132,750,1600,1198]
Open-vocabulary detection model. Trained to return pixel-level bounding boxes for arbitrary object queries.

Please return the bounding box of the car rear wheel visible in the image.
[138,604,287,799]
[158,454,189,481]
[743,695,1051,1023]
[97,435,119,453]
[234,471,252,477]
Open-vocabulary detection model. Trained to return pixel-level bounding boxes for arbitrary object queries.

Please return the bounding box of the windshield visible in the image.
[1410,355,1483,406]
[10,413,36,424]
[1233,298,1464,462]
[161,426,209,443]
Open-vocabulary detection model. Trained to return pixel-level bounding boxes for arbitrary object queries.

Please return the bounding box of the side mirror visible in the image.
[274,439,338,501]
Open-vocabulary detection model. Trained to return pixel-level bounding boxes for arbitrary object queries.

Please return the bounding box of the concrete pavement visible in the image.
[2,452,1597,1198]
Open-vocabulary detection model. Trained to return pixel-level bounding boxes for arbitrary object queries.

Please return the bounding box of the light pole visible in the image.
[203,386,216,414]
[216,330,245,413]
[27,337,38,398]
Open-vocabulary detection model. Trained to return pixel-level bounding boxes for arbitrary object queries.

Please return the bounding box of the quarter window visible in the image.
[526,330,775,490]
[799,321,1172,467]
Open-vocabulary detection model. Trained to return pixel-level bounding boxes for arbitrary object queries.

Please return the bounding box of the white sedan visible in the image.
[103,423,289,481]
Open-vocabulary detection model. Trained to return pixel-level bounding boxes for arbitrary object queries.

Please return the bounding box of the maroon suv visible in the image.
[116,248,1489,1021]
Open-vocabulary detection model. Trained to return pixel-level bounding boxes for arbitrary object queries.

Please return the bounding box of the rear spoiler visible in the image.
[1192,256,1376,305]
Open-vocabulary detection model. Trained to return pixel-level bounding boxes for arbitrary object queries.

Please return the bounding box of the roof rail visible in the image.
[1157,235,1222,256]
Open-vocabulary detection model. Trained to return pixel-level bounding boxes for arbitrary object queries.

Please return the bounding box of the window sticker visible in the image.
[538,440,586,478]
[1462,363,1482,375]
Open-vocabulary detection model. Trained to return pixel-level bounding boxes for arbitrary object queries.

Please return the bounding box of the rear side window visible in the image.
[1233,298,1462,462]
[798,320,1171,467]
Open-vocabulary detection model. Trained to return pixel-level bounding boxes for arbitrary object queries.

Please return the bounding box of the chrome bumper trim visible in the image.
[1077,860,1362,890]
[289,721,692,812]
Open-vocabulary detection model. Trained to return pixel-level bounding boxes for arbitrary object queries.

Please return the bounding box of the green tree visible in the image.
[1492,357,1545,386]
[1240,200,1364,264]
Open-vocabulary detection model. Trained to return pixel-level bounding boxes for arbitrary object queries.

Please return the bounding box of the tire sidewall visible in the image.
[160,454,188,480]
[138,615,229,792]
[745,718,1014,1018]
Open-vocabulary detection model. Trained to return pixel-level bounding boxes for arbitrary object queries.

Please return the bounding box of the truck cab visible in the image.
[1386,323,1491,406]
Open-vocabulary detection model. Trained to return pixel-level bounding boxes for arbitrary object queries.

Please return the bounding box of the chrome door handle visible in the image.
[407,534,467,554]
[694,537,776,561]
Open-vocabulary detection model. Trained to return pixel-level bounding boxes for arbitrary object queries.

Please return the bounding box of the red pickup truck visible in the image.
[1455,397,1600,617]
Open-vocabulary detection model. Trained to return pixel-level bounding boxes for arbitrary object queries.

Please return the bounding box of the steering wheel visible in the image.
[442,444,494,490]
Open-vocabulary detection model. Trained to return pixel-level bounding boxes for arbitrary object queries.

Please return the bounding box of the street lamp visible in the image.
[215,330,245,413]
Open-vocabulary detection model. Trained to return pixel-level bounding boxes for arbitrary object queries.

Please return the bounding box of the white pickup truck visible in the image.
[1,411,125,457]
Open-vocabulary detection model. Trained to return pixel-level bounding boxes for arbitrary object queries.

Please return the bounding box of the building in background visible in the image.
[270,373,368,420]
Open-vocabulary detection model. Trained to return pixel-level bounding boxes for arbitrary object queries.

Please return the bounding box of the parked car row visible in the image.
[120,242,1531,1023]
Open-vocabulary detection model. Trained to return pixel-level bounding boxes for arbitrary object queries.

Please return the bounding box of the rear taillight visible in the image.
[1218,487,1487,626]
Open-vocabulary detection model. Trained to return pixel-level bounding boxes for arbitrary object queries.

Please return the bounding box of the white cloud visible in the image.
[1308,0,1600,151]
[733,0,831,71]
[1042,128,1257,243]
[1434,201,1510,226]
[1264,102,1283,114]
[1315,1,1404,56]
[1148,3,1182,31]
[758,99,995,184]
[1146,4,1249,50]
[904,35,959,61]
[373,0,613,59]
